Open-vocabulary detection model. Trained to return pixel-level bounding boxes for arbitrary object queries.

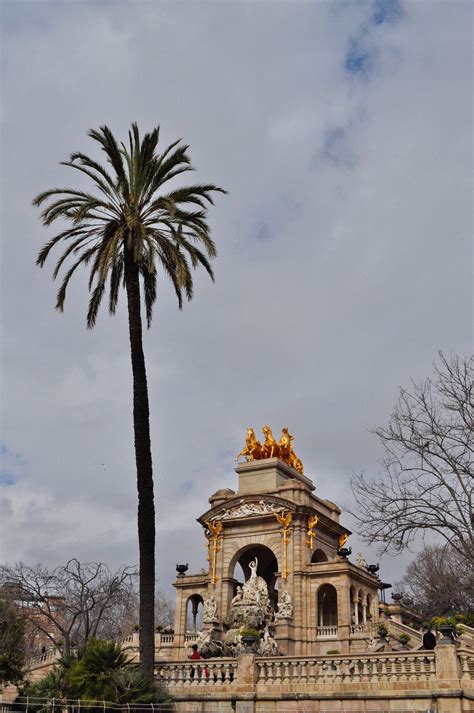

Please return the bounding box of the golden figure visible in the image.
[275,510,292,529]
[236,427,262,462]
[338,532,349,549]
[275,510,292,580]
[236,426,304,474]
[279,427,304,474]
[306,513,319,551]
[262,425,280,459]
[204,519,223,586]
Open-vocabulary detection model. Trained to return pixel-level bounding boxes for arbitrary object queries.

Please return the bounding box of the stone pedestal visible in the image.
[235,458,315,494]
[274,618,294,654]
[435,642,461,686]
[236,652,258,685]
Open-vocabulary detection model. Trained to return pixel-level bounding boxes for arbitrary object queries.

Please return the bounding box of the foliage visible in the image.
[0,560,136,657]
[429,617,463,635]
[33,123,226,679]
[19,639,169,706]
[398,634,411,644]
[396,545,474,621]
[239,627,262,638]
[377,623,388,635]
[67,639,129,700]
[0,599,25,685]
[325,649,340,655]
[33,123,227,327]
[351,353,473,563]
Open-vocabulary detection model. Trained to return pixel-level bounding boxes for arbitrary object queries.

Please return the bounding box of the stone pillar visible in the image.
[435,642,462,713]
[236,652,259,685]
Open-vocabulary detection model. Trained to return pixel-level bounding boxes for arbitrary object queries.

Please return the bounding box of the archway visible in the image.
[311,549,328,563]
[317,584,338,627]
[186,594,204,632]
[230,544,279,611]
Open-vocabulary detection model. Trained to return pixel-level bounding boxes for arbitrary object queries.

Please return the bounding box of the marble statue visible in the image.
[275,590,293,619]
[203,594,218,623]
[258,625,279,655]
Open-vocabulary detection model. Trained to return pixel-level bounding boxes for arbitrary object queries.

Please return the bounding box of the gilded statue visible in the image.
[338,532,349,549]
[307,513,319,550]
[236,427,262,461]
[262,425,279,459]
[236,426,304,474]
[205,519,223,537]
[279,427,304,474]
[275,510,292,529]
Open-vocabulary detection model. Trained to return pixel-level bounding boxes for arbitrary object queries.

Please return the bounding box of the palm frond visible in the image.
[34,123,226,325]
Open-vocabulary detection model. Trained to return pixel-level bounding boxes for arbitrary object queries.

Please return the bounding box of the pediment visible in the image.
[199,494,295,524]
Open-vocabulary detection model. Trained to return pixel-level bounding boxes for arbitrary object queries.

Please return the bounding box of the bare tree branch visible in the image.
[0,559,137,656]
[350,352,473,563]
[395,544,474,620]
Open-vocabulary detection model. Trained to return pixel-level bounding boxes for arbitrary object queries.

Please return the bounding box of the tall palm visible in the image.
[33,124,226,679]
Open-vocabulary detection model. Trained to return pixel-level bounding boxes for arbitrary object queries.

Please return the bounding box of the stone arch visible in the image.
[317,583,338,627]
[311,548,329,563]
[185,594,204,632]
[228,543,279,610]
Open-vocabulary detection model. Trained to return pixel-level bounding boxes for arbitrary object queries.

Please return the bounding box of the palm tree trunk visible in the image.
[124,246,155,681]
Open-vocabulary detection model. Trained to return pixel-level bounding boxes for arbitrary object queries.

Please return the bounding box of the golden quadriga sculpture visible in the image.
[236,426,304,474]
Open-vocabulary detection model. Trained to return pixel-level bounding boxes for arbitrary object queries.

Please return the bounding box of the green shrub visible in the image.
[239,627,261,638]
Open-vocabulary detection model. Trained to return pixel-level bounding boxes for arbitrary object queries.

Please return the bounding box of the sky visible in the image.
[0,0,472,600]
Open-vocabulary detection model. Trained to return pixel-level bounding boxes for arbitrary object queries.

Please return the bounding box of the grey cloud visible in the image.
[1,0,471,595]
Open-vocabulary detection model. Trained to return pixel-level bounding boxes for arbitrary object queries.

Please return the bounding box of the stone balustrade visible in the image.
[25,648,60,667]
[387,618,423,645]
[156,658,238,687]
[184,632,199,643]
[315,625,338,639]
[256,650,436,688]
[350,622,376,635]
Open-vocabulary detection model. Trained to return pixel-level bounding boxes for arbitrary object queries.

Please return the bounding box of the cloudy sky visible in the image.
[1,0,472,597]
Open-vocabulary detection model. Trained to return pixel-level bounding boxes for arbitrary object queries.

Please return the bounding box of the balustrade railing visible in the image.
[316,625,338,639]
[26,648,60,667]
[256,651,436,687]
[350,623,376,635]
[184,632,199,643]
[386,619,422,645]
[156,659,237,687]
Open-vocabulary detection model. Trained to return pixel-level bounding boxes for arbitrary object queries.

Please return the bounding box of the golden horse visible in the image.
[279,427,304,474]
[236,427,262,461]
[262,425,280,459]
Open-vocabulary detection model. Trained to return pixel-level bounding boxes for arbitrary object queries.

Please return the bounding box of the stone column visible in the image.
[435,642,462,713]
[362,594,367,624]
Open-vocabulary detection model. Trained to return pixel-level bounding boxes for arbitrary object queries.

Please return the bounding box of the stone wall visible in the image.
[157,643,474,713]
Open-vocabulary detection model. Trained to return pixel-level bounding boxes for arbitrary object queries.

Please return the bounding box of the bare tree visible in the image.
[351,352,473,563]
[395,545,474,621]
[96,585,175,640]
[0,559,136,656]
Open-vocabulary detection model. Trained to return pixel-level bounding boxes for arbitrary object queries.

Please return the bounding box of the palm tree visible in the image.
[33,124,226,679]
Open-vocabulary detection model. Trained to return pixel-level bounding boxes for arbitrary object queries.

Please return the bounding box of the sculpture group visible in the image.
[236,426,304,474]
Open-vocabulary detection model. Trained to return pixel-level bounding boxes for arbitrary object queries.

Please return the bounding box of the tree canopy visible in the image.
[0,599,25,685]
